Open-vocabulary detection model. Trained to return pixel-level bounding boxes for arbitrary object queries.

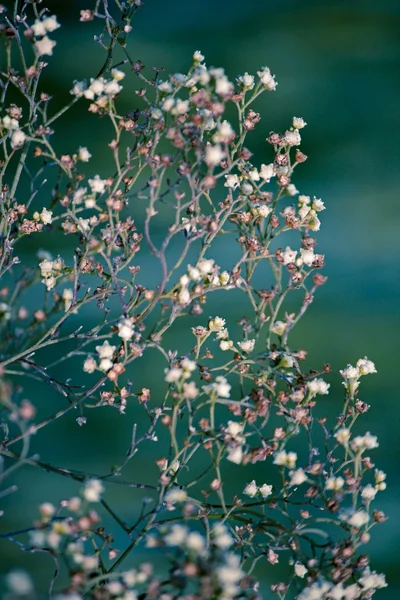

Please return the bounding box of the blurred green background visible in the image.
[1,0,400,597]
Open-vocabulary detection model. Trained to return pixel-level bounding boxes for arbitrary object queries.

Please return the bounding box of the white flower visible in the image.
[226,446,243,464]
[260,163,276,181]
[284,130,301,146]
[270,321,287,336]
[164,489,187,504]
[84,479,104,502]
[193,50,205,62]
[237,72,255,90]
[351,432,379,453]
[356,357,377,375]
[111,68,125,81]
[212,524,233,549]
[186,532,206,553]
[294,562,308,578]
[2,116,19,130]
[35,36,56,56]
[88,175,107,194]
[226,421,243,439]
[197,258,214,275]
[118,317,134,341]
[78,147,91,162]
[298,248,315,267]
[289,468,307,486]
[334,428,351,445]
[298,582,332,600]
[340,364,361,395]
[220,340,234,351]
[259,484,273,498]
[164,524,188,546]
[243,480,258,497]
[257,67,277,90]
[281,246,297,265]
[62,288,73,311]
[99,358,113,372]
[361,484,377,501]
[187,265,201,281]
[307,378,330,396]
[32,19,47,37]
[77,218,90,233]
[312,198,325,211]
[215,75,234,96]
[183,381,199,399]
[254,204,272,218]
[11,129,26,148]
[279,353,294,368]
[181,358,196,372]
[348,510,369,528]
[204,375,231,399]
[237,339,255,353]
[205,144,225,167]
[293,117,307,129]
[220,271,230,286]
[359,568,387,590]
[96,340,116,359]
[375,469,387,491]
[40,207,53,225]
[165,367,183,383]
[274,450,297,469]
[325,476,345,492]
[104,80,122,95]
[83,356,97,373]
[171,98,189,115]
[209,316,226,332]
[213,120,234,143]
[224,174,240,189]
[5,571,34,594]
[178,288,190,305]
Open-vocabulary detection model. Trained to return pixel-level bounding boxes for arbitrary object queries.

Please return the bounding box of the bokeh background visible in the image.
[1,0,400,597]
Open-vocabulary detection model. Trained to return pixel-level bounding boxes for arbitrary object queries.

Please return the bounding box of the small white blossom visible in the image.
[270,321,287,336]
[260,163,276,181]
[96,340,116,359]
[274,450,297,469]
[257,66,277,90]
[359,568,387,590]
[243,480,258,497]
[197,258,214,275]
[40,207,53,225]
[361,484,377,501]
[259,484,273,498]
[111,68,125,81]
[284,129,301,146]
[193,50,205,62]
[83,479,104,502]
[118,317,134,341]
[356,357,377,375]
[237,339,255,353]
[78,147,91,162]
[165,367,183,383]
[209,316,226,332]
[348,510,370,528]
[220,340,234,351]
[237,72,255,90]
[289,468,307,486]
[5,571,34,594]
[294,562,308,578]
[351,432,379,453]
[224,174,240,189]
[205,144,225,167]
[335,428,351,446]
[293,117,307,129]
[164,489,187,505]
[325,476,345,492]
[281,246,297,265]
[213,120,234,144]
[164,524,188,546]
[83,356,97,373]
[35,36,56,56]
[11,129,26,148]
[307,378,330,396]
[226,446,243,464]
[88,175,107,194]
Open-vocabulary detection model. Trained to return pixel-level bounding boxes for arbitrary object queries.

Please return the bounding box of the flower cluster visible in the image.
[0,2,388,599]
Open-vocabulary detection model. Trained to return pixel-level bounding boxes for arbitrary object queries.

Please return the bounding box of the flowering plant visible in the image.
[0,1,387,599]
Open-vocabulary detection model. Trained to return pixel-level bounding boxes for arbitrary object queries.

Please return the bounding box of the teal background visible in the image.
[1,0,399,596]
